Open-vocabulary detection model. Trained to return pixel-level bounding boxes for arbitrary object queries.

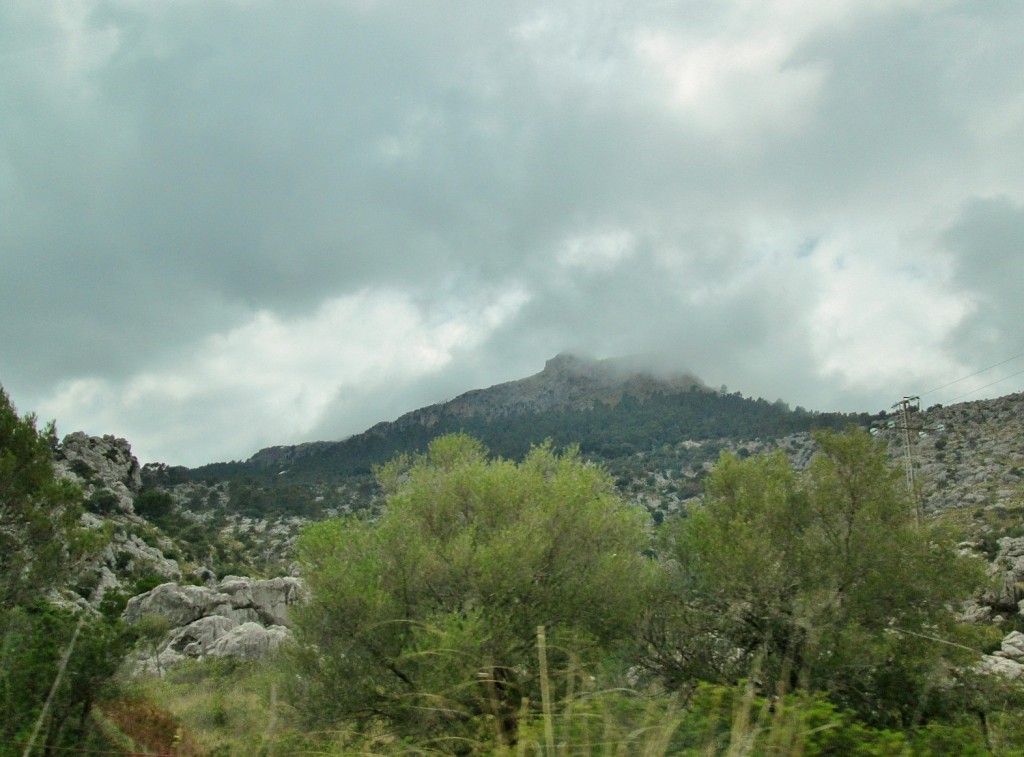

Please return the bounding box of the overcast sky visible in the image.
[2,0,1023,466]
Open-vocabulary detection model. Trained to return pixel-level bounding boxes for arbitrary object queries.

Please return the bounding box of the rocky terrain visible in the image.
[45,369,1024,677]
[55,433,181,607]
[899,393,1024,512]
[55,431,143,515]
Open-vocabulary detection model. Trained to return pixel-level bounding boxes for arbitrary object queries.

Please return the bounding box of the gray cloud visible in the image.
[2,1,1023,464]
[943,198,1024,360]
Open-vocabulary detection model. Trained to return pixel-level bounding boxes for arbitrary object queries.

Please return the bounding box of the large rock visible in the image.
[122,576,302,671]
[981,654,1024,680]
[167,616,240,657]
[207,622,290,660]
[994,630,1024,663]
[124,583,224,627]
[123,576,302,628]
[216,576,301,626]
[981,537,1024,612]
[979,630,1024,681]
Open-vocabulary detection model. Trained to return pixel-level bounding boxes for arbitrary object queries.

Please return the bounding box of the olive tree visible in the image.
[645,428,985,727]
[290,434,653,746]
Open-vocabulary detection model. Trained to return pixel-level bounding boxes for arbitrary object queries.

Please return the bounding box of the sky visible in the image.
[2,0,1023,467]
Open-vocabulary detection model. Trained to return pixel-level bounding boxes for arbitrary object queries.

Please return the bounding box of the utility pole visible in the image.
[892,396,922,524]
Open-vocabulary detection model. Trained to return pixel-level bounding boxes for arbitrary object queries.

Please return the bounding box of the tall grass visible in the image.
[109,630,1005,756]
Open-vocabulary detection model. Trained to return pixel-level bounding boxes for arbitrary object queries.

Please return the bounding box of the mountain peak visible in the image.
[543,352,596,373]
[386,353,707,430]
[542,352,703,386]
[247,354,708,468]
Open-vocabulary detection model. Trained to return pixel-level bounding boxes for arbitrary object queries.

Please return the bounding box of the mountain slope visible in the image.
[170,354,870,495]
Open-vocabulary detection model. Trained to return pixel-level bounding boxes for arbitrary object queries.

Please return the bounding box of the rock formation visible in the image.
[123,576,302,672]
[982,630,1024,680]
[55,432,142,514]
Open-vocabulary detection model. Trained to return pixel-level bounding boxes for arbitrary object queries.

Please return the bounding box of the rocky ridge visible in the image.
[53,433,182,607]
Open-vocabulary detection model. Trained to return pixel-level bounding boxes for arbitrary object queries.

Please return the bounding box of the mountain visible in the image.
[375,352,708,426]
[246,352,707,468]
[168,353,870,494]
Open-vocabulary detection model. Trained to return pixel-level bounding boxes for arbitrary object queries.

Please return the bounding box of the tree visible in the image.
[1,386,119,754]
[1,605,132,753]
[645,428,985,727]
[290,434,653,747]
[0,387,94,608]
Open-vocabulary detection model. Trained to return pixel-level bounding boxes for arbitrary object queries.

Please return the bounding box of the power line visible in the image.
[921,351,1024,398]
[944,366,1024,404]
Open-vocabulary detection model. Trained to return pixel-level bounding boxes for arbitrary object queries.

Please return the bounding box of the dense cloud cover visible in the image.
[2,1,1022,465]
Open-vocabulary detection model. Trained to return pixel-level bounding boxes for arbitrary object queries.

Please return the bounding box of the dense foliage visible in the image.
[645,429,988,727]
[290,435,653,747]
[278,430,1010,753]
[0,388,94,608]
[0,387,129,754]
[4,379,1019,754]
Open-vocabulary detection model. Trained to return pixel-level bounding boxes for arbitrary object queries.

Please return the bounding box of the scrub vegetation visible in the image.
[3,382,1024,755]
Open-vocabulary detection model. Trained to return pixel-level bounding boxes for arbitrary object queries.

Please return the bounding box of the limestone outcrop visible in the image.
[123,576,302,672]
[123,576,301,627]
[981,630,1024,680]
[55,432,142,514]
[982,537,1024,613]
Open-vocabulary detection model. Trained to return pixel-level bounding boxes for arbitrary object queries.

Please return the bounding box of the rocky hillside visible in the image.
[49,433,307,671]
[245,353,708,470]
[42,381,1024,677]
[610,392,1024,528]
[902,393,1024,512]
[137,359,1024,554]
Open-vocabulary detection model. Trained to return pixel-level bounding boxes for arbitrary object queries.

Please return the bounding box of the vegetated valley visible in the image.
[4,353,1024,755]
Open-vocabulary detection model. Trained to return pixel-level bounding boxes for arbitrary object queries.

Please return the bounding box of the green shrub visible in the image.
[86,488,120,515]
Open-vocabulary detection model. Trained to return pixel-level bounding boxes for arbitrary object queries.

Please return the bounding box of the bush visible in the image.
[645,428,986,727]
[86,488,120,515]
[290,434,654,746]
[135,490,174,522]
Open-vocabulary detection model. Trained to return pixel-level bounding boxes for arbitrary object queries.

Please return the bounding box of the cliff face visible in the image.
[52,432,182,606]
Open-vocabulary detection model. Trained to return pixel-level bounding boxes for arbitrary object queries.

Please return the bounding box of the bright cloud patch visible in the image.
[635,24,827,146]
[808,234,972,396]
[38,286,529,465]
